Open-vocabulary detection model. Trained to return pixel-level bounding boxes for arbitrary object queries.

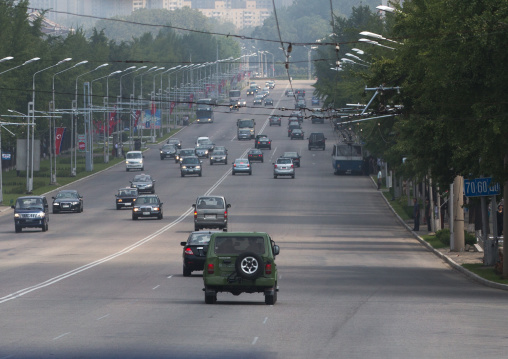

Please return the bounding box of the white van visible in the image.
[125,151,144,171]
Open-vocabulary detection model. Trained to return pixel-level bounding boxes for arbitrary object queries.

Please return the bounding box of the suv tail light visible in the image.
[265,263,272,274]
[184,247,194,255]
[224,210,228,218]
[194,210,197,219]
[291,164,294,168]
[207,263,214,274]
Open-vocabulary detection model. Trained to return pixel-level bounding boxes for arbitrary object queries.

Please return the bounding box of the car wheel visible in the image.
[210,161,213,165]
[183,266,192,277]
[308,146,311,150]
[223,226,228,232]
[199,172,202,177]
[232,171,236,176]
[194,225,199,231]
[42,222,48,232]
[181,172,185,177]
[116,205,121,210]
[261,159,264,163]
[132,215,138,220]
[225,160,228,165]
[292,174,295,179]
[126,168,129,172]
[274,174,277,179]
[249,171,252,175]
[53,209,58,214]
[15,226,21,233]
[205,291,217,304]
[269,146,271,150]
[160,157,164,160]
[151,189,155,194]
[265,286,277,305]
[235,252,264,280]
[158,213,163,220]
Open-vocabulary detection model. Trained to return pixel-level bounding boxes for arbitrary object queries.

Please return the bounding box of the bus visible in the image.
[332,143,365,175]
[196,106,214,123]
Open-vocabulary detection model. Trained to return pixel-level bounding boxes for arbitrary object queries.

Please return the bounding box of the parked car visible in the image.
[248,149,264,163]
[210,150,228,165]
[282,151,301,167]
[273,157,295,179]
[132,194,163,220]
[125,151,144,171]
[52,189,83,213]
[202,232,280,304]
[130,174,155,194]
[232,158,252,175]
[193,196,231,231]
[181,230,221,276]
[115,187,138,210]
[290,128,305,140]
[180,156,202,177]
[269,115,281,126]
[308,132,326,150]
[160,144,178,160]
[12,196,49,232]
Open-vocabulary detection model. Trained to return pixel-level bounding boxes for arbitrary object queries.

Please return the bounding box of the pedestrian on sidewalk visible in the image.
[377,168,382,190]
[413,198,420,231]
[497,203,503,236]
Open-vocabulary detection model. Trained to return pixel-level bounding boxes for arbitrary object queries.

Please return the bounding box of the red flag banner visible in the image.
[189,93,194,109]
[170,102,176,114]
[151,101,156,115]
[55,127,66,155]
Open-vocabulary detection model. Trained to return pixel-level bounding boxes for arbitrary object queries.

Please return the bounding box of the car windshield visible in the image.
[249,150,261,154]
[196,197,224,209]
[197,138,209,145]
[213,151,225,155]
[126,152,142,159]
[162,144,175,150]
[239,130,250,134]
[15,198,44,210]
[119,189,137,196]
[56,192,78,199]
[137,196,158,205]
[214,236,265,255]
[183,157,200,165]
[180,150,195,156]
[133,175,151,182]
[235,159,248,164]
[188,233,213,245]
[284,152,297,157]
[277,158,292,165]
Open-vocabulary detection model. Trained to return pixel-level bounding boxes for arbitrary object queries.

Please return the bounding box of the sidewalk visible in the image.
[376,182,508,291]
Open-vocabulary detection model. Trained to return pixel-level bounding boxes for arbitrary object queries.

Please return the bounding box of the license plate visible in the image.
[62,205,69,208]
[124,202,131,206]
[143,211,150,215]
[205,215,216,219]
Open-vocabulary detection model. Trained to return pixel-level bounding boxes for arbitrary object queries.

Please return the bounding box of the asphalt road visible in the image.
[0,80,507,359]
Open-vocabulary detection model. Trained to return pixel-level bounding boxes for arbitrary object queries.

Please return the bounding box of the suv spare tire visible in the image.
[235,252,264,280]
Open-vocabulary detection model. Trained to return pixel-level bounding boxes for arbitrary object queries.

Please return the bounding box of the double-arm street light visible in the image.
[73,63,109,175]
[359,31,402,45]
[51,60,88,184]
[359,38,396,50]
[0,57,40,76]
[29,57,72,192]
[105,70,123,163]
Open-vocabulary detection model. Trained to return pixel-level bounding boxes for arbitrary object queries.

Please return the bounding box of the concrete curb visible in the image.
[374,178,508,291]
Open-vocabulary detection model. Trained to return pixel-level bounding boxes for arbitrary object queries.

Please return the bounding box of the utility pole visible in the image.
[452,176,465,251]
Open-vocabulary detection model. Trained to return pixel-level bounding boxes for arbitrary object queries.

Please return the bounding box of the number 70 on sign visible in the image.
[464,177,500,197]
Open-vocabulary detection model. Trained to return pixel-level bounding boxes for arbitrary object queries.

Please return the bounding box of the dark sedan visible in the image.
[115,187,138,210]
[130,174,155,194]
[248,149,264,163]
[264,98,274,106]
[290,128,305,140]
[282,151,301,167]
[160,144,178,160]
[132,194,163,220]
[181,230,220,276]
[167,138,181,149]
[269,115,281,126]
[255,136,272,150]
[52,190,83,213]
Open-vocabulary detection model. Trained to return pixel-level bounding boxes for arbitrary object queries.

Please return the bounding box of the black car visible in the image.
[167,138,181,149]
[160,144,178,160]
[209,150,228,165]
[176,148,196,163]
[180,156,202,177]
[269,115,281,126]
[130,174,156,194]
[308,132,326,150]
[282,151,301,167]
[12,196,49,233]
[264,98,273,106]
[291,111,304,122]
[255,135,272,149]
[132,194,163,220]
[52,190,83,213]
[248,149,264,163]
[115,187,138,210]
[288,122,301,137]
[290,128,305,140]
[180,230,220,276]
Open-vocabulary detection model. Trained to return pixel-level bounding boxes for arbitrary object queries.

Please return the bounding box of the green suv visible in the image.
[202,232,280,305]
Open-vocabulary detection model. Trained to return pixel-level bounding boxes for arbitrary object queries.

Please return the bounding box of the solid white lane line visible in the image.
[167,275,173,279]
[263,317,268,324]
[53,332,70,340]
[252,337,259,345]
[97,314,110,320]
[152,285,160,290]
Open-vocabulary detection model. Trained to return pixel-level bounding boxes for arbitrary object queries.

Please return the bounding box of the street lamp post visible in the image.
[0,57,40,76]
[117,66,137,157]
[104,70,122,163]
[73,63,109,176]
[30,57,72,193]
[51,60,88,184]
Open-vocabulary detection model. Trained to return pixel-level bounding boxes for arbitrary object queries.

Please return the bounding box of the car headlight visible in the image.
[204,150,208,155]
[14,213,20,218]
[181,165,187,169]
[133,207,140,212]
[71,201,79,205]
[196,166,201,169]
[153,207,160,211]
[53,202,60,206]
[36,212,45,218]
[132,184,137,187]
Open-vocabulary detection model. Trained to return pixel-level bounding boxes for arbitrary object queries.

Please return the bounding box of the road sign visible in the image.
[1,152,11,160]
[464,177,500,197]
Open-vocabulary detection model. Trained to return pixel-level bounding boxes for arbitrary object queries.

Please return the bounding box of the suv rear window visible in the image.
[197,197,224,209]
[213,236,265,254]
